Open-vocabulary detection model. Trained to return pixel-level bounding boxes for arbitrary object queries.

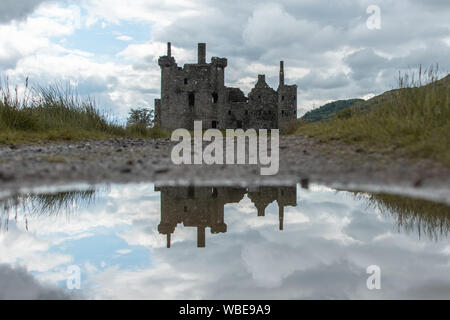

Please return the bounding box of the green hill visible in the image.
[301,99,364,123]
[296,73,450,165]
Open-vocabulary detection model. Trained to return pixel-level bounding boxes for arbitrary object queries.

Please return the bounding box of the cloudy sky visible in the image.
[1,0,449,120]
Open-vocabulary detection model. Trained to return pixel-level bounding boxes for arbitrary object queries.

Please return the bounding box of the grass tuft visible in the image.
[0,78,168,145]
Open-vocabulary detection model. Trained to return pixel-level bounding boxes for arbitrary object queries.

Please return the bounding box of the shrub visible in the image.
[127,107,154,128]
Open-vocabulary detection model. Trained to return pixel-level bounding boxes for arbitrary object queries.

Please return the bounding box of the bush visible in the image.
[127,107,154,128]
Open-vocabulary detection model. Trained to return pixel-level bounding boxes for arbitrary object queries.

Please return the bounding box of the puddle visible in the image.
[0,182,449,299]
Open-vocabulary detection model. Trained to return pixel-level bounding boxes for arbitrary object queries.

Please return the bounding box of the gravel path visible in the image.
[1,136,449,203]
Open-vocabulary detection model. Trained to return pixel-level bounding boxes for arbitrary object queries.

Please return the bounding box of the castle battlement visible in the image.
[154,42,297,131]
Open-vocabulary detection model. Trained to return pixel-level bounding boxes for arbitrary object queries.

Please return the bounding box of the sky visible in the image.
[1,183,449,299]
[1,0,449,121]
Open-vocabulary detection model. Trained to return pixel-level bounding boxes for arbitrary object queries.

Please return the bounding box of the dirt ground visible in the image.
[0,135,449,203]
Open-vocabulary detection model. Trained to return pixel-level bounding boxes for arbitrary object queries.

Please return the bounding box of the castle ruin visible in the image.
[154,42,297,131]
[156,185,297,248]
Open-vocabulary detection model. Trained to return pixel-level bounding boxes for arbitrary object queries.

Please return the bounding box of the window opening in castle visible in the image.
[188,92,195,106]
[212,92,218,104]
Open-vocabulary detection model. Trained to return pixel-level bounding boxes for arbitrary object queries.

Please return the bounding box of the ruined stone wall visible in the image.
[154,98,161,127]
[277,84,297,132]
[158,44,228,130]
[247,75,278,129]
[219,88,247,128]
[156,43,297,131]
[219,101,247,129]
[155,185,296,246]
[247,186,297,217]
[158,56,183,130]
[277,186,297,207]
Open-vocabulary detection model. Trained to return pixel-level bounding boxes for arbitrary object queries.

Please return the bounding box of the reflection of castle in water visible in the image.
[155,185,297,248]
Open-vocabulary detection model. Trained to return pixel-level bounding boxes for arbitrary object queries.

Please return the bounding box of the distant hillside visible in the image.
[301,99,364,123]
[296,73,450,165]
[302,74,450,124]
[353,74,450,113]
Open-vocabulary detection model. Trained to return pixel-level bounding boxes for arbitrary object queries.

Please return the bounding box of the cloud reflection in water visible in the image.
[0,183,449,299]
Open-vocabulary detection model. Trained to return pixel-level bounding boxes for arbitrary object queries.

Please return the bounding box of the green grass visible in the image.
[296,69,450,165]
[0,79,168,145]
[1,189,99,230]
[358,192,450,240]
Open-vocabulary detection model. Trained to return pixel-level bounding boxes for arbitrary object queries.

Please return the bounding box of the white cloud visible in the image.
[0,224,73,273]
[80,0,202,26]
[116,35,132,41]
[1,0,449,119]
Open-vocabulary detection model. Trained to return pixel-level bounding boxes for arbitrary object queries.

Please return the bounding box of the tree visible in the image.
[127,107,154,128]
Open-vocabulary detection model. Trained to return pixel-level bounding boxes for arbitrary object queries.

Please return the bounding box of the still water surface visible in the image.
[0,183,449,299]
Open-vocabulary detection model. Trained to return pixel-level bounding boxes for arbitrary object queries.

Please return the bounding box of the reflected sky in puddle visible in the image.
[0,183,449,299]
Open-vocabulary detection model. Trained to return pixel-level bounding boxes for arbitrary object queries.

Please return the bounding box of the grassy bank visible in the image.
[0,80,168,145]
[295,70,450,165]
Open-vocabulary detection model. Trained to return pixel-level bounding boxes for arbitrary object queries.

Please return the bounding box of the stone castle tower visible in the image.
[154,42,297,131]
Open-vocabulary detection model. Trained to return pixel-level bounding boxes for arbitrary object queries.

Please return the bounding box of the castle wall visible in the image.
[157,43,297,131]
[154,98,161,127]
[219,88,248,128]
[277,84,298,132]
[247,76,278,129]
